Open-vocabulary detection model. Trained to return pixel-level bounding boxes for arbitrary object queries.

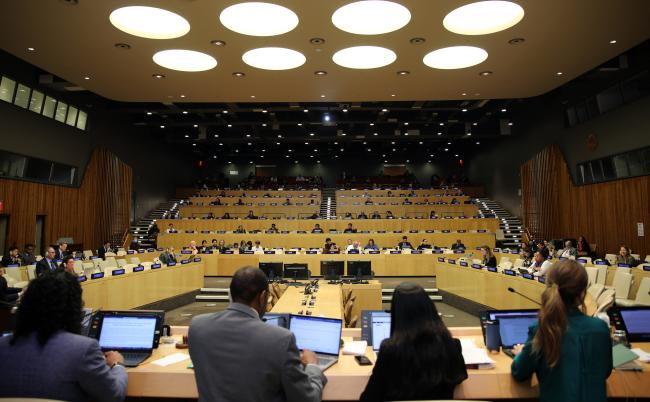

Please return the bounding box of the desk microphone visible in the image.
[507,287,541,306]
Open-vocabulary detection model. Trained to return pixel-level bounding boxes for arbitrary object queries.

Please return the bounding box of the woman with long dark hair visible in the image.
[360,282,467,401]
[0,272,127,401]
[512,260,612,402]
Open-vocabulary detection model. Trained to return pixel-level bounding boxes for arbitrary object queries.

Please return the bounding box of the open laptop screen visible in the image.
[289,315,342,356]
[498,314,537,348]
[98,315,157,350]
[620,308,650,340]
[371,311,391,351]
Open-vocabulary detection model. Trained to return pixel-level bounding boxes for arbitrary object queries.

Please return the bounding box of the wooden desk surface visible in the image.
[179,205,320,218]
[196,190,321,198]
[336,189,464,197]
[271,284,343,319]
[337,203,478,217]
[336,195,470,203]
[126,326,650,400]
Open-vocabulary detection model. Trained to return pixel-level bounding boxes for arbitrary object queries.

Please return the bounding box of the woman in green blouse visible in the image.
[511,259,612,402]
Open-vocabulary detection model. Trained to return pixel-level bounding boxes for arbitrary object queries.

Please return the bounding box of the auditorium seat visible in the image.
[595,264,608,285]
[26,265,36,280]
[585,266,599,286]
[616,277,650,307]
[116,259,127,268]
[631,253,641,260]
[587,283,605,300]
[605,253,617,265]
[577,256,592,265]
[610,270,633,300]
[3,268,27,289]
[645,255,650,263]
[595,288,615,315]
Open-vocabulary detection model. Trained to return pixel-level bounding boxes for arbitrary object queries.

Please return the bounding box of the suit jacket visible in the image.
[0,255,20,267]
[0,331,127,402]
[188,303,326,402]
[97,246,111,260]
[35,258,58,277]
[159,251,177,265]
[55,248,69,261]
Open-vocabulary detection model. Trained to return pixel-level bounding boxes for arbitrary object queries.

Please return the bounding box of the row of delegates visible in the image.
[0,271,128,402]
[342,211,442,219]
[1,242,72,268]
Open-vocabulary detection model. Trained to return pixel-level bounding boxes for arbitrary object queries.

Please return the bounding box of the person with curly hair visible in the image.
[0,272,128,401]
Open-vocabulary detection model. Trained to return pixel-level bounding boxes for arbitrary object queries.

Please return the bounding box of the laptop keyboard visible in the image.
[317,356,334,366]
[121,352,151,366]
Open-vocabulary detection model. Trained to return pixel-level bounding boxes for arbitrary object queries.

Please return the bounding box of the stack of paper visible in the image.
[631,348,650,363]
[461,339,495,369]
[342,340,368,356]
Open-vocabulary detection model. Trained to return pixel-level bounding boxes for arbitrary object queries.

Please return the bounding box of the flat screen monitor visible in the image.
[347,260,372,278]
[320,260,344,280]
[284,263,310,280]
[259,262,283,279]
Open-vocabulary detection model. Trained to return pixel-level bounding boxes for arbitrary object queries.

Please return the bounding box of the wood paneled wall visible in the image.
[0,148,132,253]
[521,144,649,257]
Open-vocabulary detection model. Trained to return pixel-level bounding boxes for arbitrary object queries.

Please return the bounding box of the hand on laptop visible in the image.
[301,349,317,367]
[512,344,524,356]
[104,351,125,368]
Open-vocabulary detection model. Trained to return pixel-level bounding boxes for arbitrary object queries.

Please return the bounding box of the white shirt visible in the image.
[346,245,362,253]
[534,260,553,277]
[252,246,264,252]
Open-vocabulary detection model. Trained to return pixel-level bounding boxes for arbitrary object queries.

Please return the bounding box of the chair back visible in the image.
[612,270,633,300]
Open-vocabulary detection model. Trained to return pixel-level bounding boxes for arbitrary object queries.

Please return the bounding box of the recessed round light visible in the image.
[479,70,493,76]
[83,76,90,80]
[333,46,396,69]
[242,47,305,70]
[304,109,309,112]
[153,49,217,72]
[320,94,326,98]
[314,70,327,76]
[232,72,246,77]
[609,39,617,44]
[109,6,190,39]
[219,2,299,36]
[397,70,410,76]
[556,71,563,76]
[180,94,186,98]
[146,112,153,115]
[462,108,467,112]
[211,40,227,46]
[443,1,524,35]
[182,111,188,114]
[423,46,487,69]
[152,73,166,79]
[332,1,411,35]
[27,47,35,52]
[310,37,326,45]
[508,37,525,45]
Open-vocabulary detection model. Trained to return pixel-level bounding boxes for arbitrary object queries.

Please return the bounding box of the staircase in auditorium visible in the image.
[474,198,524,248]
[320,188,336,218]
[130,199,183,247]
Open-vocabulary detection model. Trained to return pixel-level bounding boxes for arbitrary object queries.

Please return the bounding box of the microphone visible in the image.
[507,287,541,306]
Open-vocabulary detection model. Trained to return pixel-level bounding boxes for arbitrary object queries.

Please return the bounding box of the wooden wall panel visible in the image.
[521,144,650,257]
[0,148,132,253]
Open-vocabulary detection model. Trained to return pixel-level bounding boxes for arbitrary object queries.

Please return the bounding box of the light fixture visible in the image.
[192,143,196,146]
[404,122,409,126]
[250,95,256,98]
[320,94,326,98]
[381,109,388,112]
[180,94,186,98]
[83,76,90,80]
[219,2,298,36]
[261,109,268,113]
[443,1,524,35]
[309,133,315,136]
[609,39,617,44]
[211,40,226,46]
[246,134,251,137]
[228,124,233,127]
[297,123,302,126]
[243,47,305,70]
[472,122,477,126]
[508,122,513,126]
[146,112,153,115]
[109,6,190,39]
[214,134,218,138]
[193,124,198,128]
[461,92,467,96]
[314,70,328,76]
[331,1,411,35]
[160,125,165,128]
[370,123,374,126]
[373,133,378,136]
[479,71,493,76]
[462,108,467,112]
[342,109,348,112]
[476,141,480,145]
[423,46,488,69]
[223,110,229,114]
[501,108,507,112]
[153,49,217,72]
[182,111,188,114]
[437,132,442,135]
[556,71,563,76]
[467,132,472,136]
[332,46,396,69]
[152,73,166,79]
[27,47,35,51]
[397,70,410,76]
[232,72,246,77]
[184,134,189,138]
[304,109,309,113]
[391,94,396,97]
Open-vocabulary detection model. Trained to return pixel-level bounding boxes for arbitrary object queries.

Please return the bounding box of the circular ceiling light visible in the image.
[109,6,190,39]
[242,47,306,70]
[153,50,217,72]
[333,46,396,69]
[423,46,488,69]
[332,1,411,35]
[443,1,524,35]
[219,2,299,36]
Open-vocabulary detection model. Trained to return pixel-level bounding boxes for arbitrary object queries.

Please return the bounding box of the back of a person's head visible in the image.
[12,271,82,346]
[534,259,588,367]
[230,266,268,305]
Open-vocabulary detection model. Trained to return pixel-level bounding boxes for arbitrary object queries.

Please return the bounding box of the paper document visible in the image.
[151,353,190,367]
[342,340,368,356]
[461,339,495,369]
[631,348,650,363]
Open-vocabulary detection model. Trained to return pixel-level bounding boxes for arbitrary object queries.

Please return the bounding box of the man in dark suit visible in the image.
[97,241,112,260]
[35,247,58,277]
[1,247,21,267]
[397,236,413,249]
[451,239,466,250]
[20,244,36,266]
[189,267,326,402]
[55,242,70,260]
[159,247,177,265]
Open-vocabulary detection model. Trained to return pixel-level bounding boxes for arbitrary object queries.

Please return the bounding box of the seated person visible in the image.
[282,198,292,206]
[371,211,381,219]
[0,267,23,303]
[240,241,253,252]
[402,198,412,205]
[267,224,279,234]
[558,240,577,258]
[234,225,247,234]
[357,211,368,219]
[346,241,363,254]
[480,246,497,267]
[209,198,222,206]
[251,241,263,252]
[217,240,229,254]
[187,240,199,255]
[616,245,638,266]
[429,210,437,219]
[306,213,319,219]
[311,224,324,234]
[1,246,22,267]
[343,223,357,233]
[210,239,219,250]
[387,190,393,197]
[199,240,210,253]
[450,197,458,204]
[0,272,128,401]
[344,212,353,219]
[385,211,395,219]
[364,198,373,205]
[536,240,550,259]
[531,251,553,276]
[235,198,245,206]
[232,243,241,254]
[363,191,370,198]
[21,244,36,266]
[324,238,339,253]
[397,236,413,250]
[576,236,591,257]
[520,243,533,265]
[245,210,258,219]
[221,212,232,219]
[309,199,317,205]
[364,239,379,251]
[417,239,432,250]
[450,239,465,250]
[159,246,177,264]
[166,223,178,233]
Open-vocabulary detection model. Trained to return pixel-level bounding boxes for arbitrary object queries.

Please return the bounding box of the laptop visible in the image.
[609,306,650,342]
[289,315,342,371]
[93,311,164,367]
[496,313,538,358]
[369,311,391,352]
[478,309,538,343]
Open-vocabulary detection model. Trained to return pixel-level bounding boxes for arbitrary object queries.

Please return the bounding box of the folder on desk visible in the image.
[613,344,639,368]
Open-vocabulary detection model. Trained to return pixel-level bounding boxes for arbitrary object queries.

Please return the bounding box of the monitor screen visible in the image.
[497,314,537,348]
[371,311,391,351]
[620,309,650,336]
[347,260,371,277]
[98,315,157,350]
[284,263,309,279]
[259,262,283,279]
[290,315,342,356]
[320,260,344,278]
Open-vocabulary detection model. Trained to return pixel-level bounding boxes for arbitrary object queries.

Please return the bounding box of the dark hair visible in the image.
[12,272,83,346]
[533,260,587,367]
[384,283,465,389]
[60,255,75,268]
[230,266,268,304]
[8,246,18,253]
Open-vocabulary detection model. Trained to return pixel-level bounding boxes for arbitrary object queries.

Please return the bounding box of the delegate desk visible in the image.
[196,190,320,198]
[337,195,470,204]
[337,203,478,217]
[189,196,321,205]
[81,260,204,310]
[125,326,650,400]
[157,217,500,233]
[159,232,495,252]
[179,205,319,218]
[336,189,464,197]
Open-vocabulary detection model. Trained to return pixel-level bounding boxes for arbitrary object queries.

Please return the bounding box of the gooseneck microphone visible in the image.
[507,287,542,306]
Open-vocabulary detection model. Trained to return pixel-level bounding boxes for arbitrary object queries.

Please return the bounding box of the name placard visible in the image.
[91,272,104,280]
[459,261,468,267]
[411,250,422,254]
[181,260,190,264]
[471,264,483,269]
[487,266,498,273]
[438,257,445,262]
[193,257,202,262]
[127,250,135,255]
[306,250,318,254]
[78,275,87,282]
[448,259,456,264]
[390,250,401,254]
[538,276,546,284]
[504,269,516,276]
[111,268,125,276]
[155,263,165,268]
[133,266,145,272]
[522,273,534,280]
[264,250,275,254]
[181,250,192,254]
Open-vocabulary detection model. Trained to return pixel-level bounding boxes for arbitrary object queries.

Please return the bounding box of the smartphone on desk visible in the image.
[355,355,373,366]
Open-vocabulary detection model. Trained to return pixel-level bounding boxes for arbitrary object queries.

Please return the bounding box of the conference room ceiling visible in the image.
[1,0,649,104]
